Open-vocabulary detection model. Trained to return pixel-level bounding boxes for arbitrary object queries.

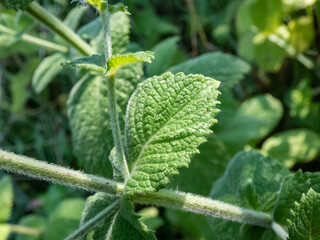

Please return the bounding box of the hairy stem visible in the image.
[133,189,273,227]
[0,149,124,195]
[101,2,130,180]
[0,24,68,52]
[25,2,95,56]
[0,149,287,237]
[106,75,130,180]
[65,200,120,240]
[100,2,112,67]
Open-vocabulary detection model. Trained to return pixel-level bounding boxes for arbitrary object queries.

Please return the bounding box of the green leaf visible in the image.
[109,3,130,15]
[273,171,320,225]
[43,198,85,240]
[110,12,130,55]
[0,176,13,222]
[288,188,320,240]
[208,151,290,240]
[32,53,66,93]
[166,135,231,240]
[169,52,250,90]
[125,72,220,195]
[169,134,231,195]
[108,51,154,75]
[0,224,10,240]
[138,207,164,231]
[288,16,314,53]
[282,0,317,12]
[0,0,33,10]
[68,63,143,177]
[146,36,180,76]
[16,215,46,240]
[62,54,105,73]
[80,194,156,240]
[78,12,130,55]
[216,94,283,153]
[262,129,320,168]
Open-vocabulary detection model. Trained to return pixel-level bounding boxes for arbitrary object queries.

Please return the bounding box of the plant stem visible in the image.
[0,24,68,53]
[106,75,130,180]
[0,149,124,195]
[100,2,112,67]
[133,189,273,228]
[25,2,95,56]
[9,224,41,236]
[65,200,120,240]
[101,2,130,180]
[0,149,287,237]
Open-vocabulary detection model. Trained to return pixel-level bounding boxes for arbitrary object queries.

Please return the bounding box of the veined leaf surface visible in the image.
[125,72,220,195]
[80,193,156,240]
[288,189,320,240]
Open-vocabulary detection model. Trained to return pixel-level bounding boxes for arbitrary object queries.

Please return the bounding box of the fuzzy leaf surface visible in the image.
[273,171,320,225]
[108,51,154,75]
[80,193,156,240]
[68,63,143,177]
[288,189,320,240]
[208,151,290,240]
[125,72,220,195]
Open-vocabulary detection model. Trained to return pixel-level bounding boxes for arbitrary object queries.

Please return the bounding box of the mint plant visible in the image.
[1,0,320,239]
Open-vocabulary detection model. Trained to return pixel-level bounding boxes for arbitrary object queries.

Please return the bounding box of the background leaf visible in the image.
[43,198,85,240]
[0,176,13,223]
[262,129,320,168]
[32,53,66,93]
[207,151,290,240]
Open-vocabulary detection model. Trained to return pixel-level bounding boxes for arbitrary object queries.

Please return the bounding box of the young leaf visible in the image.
[108,3,130,15]
[262,129,320,168]
[207,151,290,240]
[61,54,105,73]
[288,189,320,240]
[68,63,143,177]
[125,72,220,195]
[80,193,156,240]
[169,52,251,90]
[273,171,320,225]
[107,51,154,76]
[32,53,66,93]
[0,176,13,223]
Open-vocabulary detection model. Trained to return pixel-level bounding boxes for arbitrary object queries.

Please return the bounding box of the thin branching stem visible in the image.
[25,2,95,56]
[101,1,130,180]
[0,24,68,52]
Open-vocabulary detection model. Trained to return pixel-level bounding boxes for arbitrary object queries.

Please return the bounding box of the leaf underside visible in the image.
[124,72,220,195]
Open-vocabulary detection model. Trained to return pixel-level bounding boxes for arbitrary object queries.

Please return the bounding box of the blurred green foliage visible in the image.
[0,0,319,239]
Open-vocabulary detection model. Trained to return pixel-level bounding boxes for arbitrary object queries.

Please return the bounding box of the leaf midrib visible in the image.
[128,80,212,179]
